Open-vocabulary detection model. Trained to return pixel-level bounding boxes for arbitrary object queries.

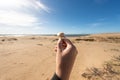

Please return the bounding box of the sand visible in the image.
[0,33,120,80]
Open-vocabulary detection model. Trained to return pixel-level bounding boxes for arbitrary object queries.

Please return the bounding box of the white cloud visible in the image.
[88,22,102,27]
[0,0,50,34]
[92,23,101,26]
[0,25,46,34]
[0,11,38,26]
[35,0,50,13]
[0,0,50,12]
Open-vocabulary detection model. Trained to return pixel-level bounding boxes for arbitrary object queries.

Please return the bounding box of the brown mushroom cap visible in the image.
[57,32,65,39]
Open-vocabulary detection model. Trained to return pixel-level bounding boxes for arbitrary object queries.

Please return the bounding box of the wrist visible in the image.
[56,67,70,80]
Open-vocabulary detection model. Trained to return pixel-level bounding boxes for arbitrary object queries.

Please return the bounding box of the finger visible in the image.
[57,38,63,53]
[64,38,73,46]
[54,47,57,52]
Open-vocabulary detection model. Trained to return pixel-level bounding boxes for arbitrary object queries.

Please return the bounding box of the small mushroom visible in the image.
[57,32,65,39]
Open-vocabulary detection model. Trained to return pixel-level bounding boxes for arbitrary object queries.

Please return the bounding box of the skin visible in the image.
[55,38,78,80]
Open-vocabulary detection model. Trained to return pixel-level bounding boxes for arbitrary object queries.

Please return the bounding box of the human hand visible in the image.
[55,38,78,80]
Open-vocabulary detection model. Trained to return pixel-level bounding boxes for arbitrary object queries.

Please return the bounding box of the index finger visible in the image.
[63,38,73,46]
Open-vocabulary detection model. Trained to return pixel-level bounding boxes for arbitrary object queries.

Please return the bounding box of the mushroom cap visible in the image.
[57,32,65,38]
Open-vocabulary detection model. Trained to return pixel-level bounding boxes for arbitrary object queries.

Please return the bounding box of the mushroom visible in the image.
[57,32,65,39]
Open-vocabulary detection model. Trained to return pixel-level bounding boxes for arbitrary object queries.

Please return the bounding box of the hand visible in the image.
[55,38,78,80]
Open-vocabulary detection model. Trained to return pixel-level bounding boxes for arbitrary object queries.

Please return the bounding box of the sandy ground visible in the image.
[0,33,120,80]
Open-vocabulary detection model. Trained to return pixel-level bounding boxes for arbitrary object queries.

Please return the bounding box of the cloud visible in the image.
[0,11,38,26]
[0,0,50,34]
[0,0,50,13]
[88,22,102,27]
[92,23,101,26]
[0,25,46,34]
[35,0,50,13]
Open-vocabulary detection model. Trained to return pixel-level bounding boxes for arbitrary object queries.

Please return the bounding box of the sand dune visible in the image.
[0,33,120,80]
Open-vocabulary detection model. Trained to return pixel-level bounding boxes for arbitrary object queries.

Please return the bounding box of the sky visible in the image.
[0,0,120,34]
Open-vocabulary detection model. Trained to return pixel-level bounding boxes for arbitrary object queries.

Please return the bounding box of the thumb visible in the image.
[57,38,63,53]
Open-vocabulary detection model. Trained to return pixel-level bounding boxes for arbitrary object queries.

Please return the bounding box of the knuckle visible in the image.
[72,45,76,49]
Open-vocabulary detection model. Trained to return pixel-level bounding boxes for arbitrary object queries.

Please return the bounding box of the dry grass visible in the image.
[52,38,58,42]
[75,38,95,42]
[7,38,18,41]
[82,56,120,80]
[74,35,120,43]
[1,38,18,42]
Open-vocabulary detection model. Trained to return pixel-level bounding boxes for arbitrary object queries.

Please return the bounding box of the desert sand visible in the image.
[0,33,120,80]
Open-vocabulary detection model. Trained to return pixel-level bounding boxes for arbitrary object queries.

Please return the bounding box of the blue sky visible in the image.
[0,0,120,34]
